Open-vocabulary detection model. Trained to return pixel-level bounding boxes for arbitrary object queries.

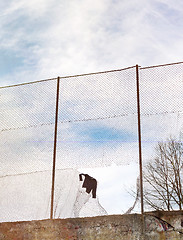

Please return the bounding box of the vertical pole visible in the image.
[136,65,144,215]
[50,76,60,219]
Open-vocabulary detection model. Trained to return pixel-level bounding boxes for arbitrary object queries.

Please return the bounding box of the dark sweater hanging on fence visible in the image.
[79,173,97,198]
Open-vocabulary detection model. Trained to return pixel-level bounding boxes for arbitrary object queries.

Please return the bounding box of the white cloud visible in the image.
[0,0,183,85]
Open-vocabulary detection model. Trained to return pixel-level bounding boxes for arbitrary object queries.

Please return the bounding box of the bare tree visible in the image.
[144,137,183,211]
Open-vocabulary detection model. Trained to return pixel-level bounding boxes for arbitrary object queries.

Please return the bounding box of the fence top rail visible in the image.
[58,65,136,79]
[1,61,183,89]
[0,77,58,89]
[140,61,183,70]
[0,65,136,89]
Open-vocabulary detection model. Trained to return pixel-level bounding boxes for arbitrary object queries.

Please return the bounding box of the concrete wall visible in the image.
[1,211,183,239]
[145,210,183,240]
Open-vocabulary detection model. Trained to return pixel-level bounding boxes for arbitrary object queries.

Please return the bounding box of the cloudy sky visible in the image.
[1,0,183,219]
[0,0,183,86]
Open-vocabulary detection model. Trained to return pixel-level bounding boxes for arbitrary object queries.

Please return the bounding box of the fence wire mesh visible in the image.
[139,62,183,211]
[1,62,183,223]
[139,63,183,160]
[0,67,140,222]
[56,67,138,169]
[0,79,57,222]
[54,67,139,218]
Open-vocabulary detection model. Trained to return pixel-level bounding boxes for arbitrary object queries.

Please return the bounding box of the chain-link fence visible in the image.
[139,62,183,211]
[0,79,58,221]
[0,62,183,222]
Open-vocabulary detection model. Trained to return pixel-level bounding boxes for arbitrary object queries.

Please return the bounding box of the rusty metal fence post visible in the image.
[136,65,144,215]
[50,76,60,219]
[136,65,145,239]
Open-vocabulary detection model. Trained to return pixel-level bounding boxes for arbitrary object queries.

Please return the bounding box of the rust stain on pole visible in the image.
[50,76,60,219]
[136,65,144,215]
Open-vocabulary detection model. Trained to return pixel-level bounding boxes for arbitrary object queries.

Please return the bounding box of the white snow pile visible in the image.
[0,168,107,223]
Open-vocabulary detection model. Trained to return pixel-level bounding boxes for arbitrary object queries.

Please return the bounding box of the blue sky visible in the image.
[0,0,183,86]
[1,0,183,217]
[82,126,135,143]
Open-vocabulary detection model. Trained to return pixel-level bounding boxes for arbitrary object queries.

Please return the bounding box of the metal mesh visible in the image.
[54,67,140,217]
[0,79,57,222]
[56,67,138,169]
[139,63,183,162]
[4,62,183,221]
[0,67,140,222]
[139,63,183,211]
[0,80,57,174]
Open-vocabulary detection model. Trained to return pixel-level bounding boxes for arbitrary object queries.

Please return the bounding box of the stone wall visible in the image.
[1,211,183,239]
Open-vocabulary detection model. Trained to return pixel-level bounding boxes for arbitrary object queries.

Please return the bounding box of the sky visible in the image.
[1,0,183,220]
[0,0,183,86]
